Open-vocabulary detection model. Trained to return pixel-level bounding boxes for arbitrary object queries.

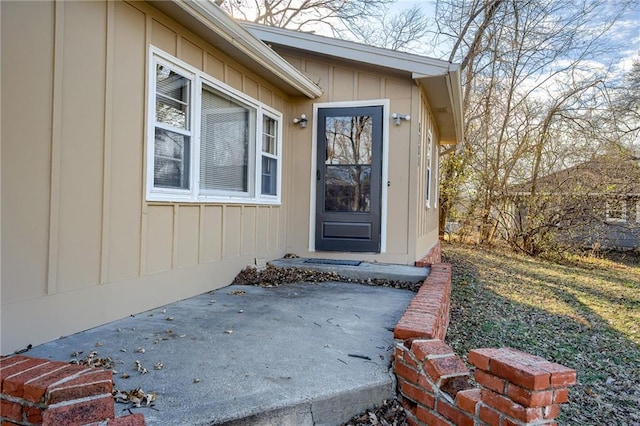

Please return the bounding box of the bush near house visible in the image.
[443,243,640,425]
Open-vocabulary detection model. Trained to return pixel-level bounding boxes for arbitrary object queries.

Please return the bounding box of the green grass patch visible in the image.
[443,244,640,425]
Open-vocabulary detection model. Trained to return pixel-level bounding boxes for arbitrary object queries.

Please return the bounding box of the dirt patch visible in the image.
[341,398,407,426]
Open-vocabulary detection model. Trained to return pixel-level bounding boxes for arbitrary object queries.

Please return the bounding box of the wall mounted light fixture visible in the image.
[392,113,411,126]
[293,114,308,128]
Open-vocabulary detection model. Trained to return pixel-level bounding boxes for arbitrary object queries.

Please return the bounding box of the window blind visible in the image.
[200,87,251,193]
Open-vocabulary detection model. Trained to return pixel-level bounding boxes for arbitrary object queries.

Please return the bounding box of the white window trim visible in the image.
[146,46,283,205]
[425,129,433,208]
[433,135,439,208]
[637,199,640,224]
[605,198,627,223]
[308,99,390,253]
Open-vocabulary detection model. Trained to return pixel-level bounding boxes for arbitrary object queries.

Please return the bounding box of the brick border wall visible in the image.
[1,355,144,426]
[394,257,576,426]
[415,241,442,267]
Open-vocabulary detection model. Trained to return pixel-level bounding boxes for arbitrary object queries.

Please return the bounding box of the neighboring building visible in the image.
[1,1,463,353]
[507,154,640,250]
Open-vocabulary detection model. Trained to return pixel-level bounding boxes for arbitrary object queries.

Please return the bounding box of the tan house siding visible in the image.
[275,51,425,264]
[1,0,292,353]
[2,1,55,303]
[415,93,441,260]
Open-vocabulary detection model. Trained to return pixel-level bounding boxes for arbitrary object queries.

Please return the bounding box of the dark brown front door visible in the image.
[315,106,383,252]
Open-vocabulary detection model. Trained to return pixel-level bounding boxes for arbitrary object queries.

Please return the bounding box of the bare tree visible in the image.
[435,0,640,253]
[216,0,393,35]
[348,5,431,51]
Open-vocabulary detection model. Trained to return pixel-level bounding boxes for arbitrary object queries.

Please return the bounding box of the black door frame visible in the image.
[311,102,388,253]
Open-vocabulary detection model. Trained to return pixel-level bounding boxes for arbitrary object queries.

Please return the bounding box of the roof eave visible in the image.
[244,21,454,77]
[161,1,322,98]
[244,22,464,145]
[414,65,464,146]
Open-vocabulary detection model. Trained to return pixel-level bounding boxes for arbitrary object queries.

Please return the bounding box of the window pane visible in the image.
[155,65,190,129]
[154,128,190,189]
[325,116,372,165]
[325,165,371,212]
[263,116,277,155]
[261,156,277,195]
[200,87,252,192]
[606,199,627,222]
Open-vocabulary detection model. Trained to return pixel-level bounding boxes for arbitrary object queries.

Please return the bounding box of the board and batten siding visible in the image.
[1,0,289,353]
[415,93,441,260]
[278,50,439,264]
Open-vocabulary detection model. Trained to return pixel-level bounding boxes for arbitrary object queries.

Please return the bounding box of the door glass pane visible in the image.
[155,64,190,129]
[154,128,190,189]
[325,116,372,165]
[324,115,373,212]
[325,165,371,212]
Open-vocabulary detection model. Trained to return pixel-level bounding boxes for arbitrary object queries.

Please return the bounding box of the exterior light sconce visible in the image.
[392,113,410,126]
[293,114,308,128]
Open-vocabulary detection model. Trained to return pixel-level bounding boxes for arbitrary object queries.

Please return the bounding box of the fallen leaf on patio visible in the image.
[113,388,157,408]
[135,347,145,354]
[193,378,201,383]
[224,330,233,334]
[143,392,157,406]
[120,348,127,352]
[134,360,148,374]
[70,351,115,369]
[121,373,130,379]
[154,362,164,370]
[229,290,246,295]
[95,341,103,347]
[166,317,174,321]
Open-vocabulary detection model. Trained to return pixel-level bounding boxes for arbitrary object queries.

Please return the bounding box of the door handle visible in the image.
[317,169,321,181]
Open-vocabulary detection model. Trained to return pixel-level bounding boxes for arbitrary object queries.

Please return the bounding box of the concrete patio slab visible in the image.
[26,281,415,425]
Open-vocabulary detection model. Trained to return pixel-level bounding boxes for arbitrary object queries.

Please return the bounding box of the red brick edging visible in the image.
[1,355,144,426]
[393,258,576,426]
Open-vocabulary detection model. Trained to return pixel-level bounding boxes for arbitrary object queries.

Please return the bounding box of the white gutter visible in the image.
[173,0,322,99]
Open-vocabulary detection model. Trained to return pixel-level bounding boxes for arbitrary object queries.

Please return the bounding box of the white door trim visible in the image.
[308,99,390,253]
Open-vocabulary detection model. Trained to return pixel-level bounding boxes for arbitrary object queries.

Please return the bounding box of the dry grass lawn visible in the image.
[443,244,640,425]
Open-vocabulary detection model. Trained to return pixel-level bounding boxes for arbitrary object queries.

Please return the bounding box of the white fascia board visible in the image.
[446,66,465,146]
[175,1,322,98]
[244,22,453,77]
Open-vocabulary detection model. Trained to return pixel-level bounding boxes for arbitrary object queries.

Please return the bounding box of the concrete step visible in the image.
[268,258,430,283]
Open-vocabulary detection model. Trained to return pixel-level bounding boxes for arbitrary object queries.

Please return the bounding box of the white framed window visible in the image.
[147,47,282,204]
[636,199,640,224]
[605,198,627,223]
